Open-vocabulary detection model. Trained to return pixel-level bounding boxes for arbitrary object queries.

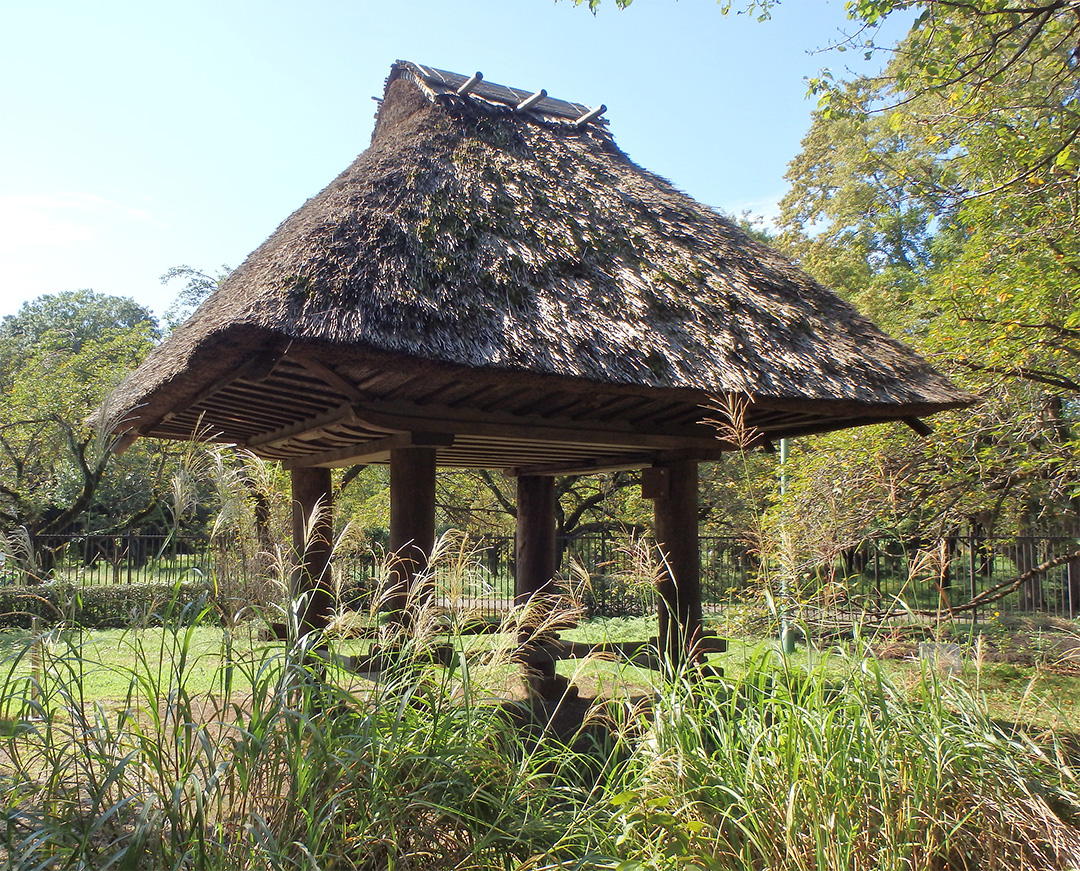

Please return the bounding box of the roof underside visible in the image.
[129,335,950,474]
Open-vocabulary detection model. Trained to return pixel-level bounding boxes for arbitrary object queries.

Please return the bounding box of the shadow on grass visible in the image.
[0,628,38,660]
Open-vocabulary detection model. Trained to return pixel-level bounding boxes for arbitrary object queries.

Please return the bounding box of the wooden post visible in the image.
[645,459,701,670]
[515,475,558,679]
[291,467,335,637]
[515,475,558,606]
[387,446,437,622]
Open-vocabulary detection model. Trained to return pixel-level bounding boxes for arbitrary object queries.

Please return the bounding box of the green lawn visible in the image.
[3,616,1078,734]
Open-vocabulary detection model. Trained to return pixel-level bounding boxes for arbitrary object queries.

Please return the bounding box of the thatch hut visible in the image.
[102,60,971,672]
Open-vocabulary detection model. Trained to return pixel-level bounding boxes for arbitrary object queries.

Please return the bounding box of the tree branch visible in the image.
[477,470,517,518]
[952,358,1080,392]
[882,547,1080,618]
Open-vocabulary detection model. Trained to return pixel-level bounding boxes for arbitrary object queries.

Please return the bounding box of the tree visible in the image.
[0,293,181,551]
[782,8,1080,380]
[160,265,229,331]
[0,289,159,372]
[768,0,1080,614]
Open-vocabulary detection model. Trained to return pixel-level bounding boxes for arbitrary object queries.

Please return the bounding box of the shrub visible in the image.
[0,581,214,629]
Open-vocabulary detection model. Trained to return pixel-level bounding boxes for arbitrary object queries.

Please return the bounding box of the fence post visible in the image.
[968,525,978,624]
[868,544,876,605]
[30,616,42,705]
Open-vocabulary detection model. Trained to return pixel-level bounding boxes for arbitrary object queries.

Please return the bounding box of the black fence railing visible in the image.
[2,530,1077,624]
[0,534,211,588]
[818,531,1080,625]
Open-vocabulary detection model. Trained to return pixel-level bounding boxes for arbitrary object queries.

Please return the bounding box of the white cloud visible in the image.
[724,194,785,230]
[0,192,164,317]
[0,192,150,252]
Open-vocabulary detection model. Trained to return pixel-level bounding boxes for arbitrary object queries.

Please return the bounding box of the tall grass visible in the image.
[602,645,1080,870]
[3,538,1080,869]
[0,538,609,870]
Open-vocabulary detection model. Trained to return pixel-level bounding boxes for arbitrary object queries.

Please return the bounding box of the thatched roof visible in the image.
[103,61,972,471]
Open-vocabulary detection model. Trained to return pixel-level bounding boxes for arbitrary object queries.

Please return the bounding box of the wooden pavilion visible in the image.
[102,61,972,672]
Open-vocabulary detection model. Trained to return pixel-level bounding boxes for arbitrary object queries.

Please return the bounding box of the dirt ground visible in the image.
[871,623,1080,670]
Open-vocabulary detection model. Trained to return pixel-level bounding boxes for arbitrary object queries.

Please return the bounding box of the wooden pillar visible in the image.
[515,475,558,606]
[290,467,335,637]
[515,475,558,678]
[387,446,437,621]
[644,459,701,670]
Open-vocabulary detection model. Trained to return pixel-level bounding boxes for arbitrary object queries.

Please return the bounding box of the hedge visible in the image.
[0,582,217,630]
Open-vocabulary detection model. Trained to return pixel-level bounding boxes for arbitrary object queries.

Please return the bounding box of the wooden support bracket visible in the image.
[640,466,670,500]
[283,431,454,469]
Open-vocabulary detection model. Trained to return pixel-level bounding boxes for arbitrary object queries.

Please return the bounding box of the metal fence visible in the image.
[0,534,211,587]
[820,532,1080,624]
[2,530,1078,624]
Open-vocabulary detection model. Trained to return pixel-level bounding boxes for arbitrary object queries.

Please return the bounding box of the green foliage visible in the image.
[0,560,611,870]
[4,605,1080,869]
[773,0,1080,546]
[787,2,1080,378]
[601,648,1080,869]
[0,301,167,537]
[0,581,212,629]
[160,264,230,331]
[0,289,158,366]
[0,291,217,544]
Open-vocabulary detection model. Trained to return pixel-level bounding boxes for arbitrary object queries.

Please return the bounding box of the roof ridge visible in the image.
[389,60,608,129]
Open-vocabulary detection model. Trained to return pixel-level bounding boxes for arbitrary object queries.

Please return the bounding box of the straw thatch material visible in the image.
[102,61,971,464]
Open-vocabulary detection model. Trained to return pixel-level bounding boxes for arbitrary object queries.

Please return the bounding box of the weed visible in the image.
[3,540,1080,869]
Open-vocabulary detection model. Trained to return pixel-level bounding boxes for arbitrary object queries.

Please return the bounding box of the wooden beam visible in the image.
[246,404,360,449]
[245,348,285,382]
[283,431,455,470]
[510,447,730,477]
[904,416,934,436]
[272,396,728,469]
[516,475,558,680]
[291,354,372,402]
[133,349,283,437]
[351,398,729,452]
[732,393,969,419]
[182,348,284,412]
[110,431,140,456]
[640,466,669,500]
[515,475,558,606]
[759,415,927,441]
[511,454,657,477]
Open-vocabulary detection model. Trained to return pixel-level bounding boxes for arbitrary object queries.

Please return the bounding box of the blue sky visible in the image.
[0,0,907,322]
